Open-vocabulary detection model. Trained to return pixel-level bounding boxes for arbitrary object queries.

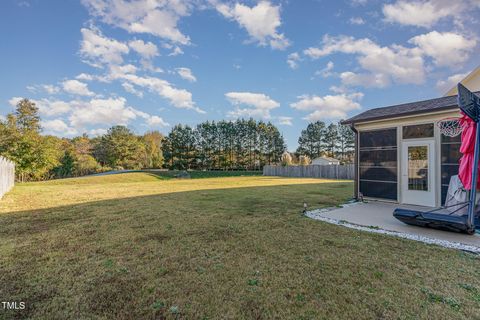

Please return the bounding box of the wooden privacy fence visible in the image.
[0,156,15,199]
[263,164,354,180]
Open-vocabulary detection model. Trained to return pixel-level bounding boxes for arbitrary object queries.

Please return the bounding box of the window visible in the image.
[441,134,461,204]
[407,146,429,191]
[359,128,397,200]
[402,123,434,139]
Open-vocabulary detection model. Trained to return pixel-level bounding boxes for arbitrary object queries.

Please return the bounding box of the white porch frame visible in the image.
[355,108,460,207]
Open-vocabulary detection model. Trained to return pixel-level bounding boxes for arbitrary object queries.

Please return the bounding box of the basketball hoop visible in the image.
[437,117,465,137]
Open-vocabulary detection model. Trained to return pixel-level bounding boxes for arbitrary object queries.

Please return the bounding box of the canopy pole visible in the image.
[467,122,480,230]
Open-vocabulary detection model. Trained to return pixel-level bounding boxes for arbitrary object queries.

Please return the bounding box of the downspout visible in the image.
[350,124,359,200]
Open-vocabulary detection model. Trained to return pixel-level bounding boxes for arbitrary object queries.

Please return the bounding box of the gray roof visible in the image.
[313,156,339,162]
[342,94,463,125]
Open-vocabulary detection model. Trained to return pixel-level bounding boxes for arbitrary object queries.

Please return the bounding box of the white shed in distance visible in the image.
[311,157,340,165]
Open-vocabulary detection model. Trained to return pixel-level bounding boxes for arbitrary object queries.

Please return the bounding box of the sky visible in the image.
[1,0,479,150]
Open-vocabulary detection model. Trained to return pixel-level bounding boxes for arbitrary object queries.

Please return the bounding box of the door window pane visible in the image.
[408,146,428,191]
[402,123,434,139]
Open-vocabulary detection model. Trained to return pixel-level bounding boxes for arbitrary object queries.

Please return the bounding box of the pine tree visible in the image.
[324,123,338,158]
[296,121,326,158]
[338,124,355,162]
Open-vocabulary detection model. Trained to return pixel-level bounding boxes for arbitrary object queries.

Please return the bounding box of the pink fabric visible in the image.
[458,112,479,190]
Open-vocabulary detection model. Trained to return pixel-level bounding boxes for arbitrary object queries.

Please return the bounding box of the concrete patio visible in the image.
[307,201,480,251]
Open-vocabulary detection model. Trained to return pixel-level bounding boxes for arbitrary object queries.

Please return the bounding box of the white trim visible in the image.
[354,110,460,131]
[357,121,444,206]
[401,139,436,207]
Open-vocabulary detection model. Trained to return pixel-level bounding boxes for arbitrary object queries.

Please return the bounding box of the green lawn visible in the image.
[0,174,479,319]
[143,169,263,179]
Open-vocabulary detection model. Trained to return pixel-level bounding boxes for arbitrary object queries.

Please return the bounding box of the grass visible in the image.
[0,173,479,319]
[142,170,263,179]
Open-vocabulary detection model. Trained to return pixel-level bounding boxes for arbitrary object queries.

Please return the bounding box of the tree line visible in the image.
[163,119,286,170]
[0,99,354,181]
[295,121,354,162]
[0,99,164,181]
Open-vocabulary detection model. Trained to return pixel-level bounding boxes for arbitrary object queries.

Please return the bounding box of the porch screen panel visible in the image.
[359,128,397,200]
[441,134,461,204]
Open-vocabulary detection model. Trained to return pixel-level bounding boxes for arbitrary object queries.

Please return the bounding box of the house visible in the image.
[311,156,340,165]
[341,92,472,207]
[444,66,480,97]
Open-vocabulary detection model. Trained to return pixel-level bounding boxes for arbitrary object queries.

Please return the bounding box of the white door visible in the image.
[401,140,436,207]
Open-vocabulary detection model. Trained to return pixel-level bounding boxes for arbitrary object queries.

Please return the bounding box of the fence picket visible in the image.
[0,156,15,199]
[263,164,354,180]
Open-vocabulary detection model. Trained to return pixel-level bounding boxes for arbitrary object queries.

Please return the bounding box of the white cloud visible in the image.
[128,39,159,69]
[36,99,71,116]
[8,97,23,107]
[80,26,130,67]
[304,36,378,58]
[303,31,477,88]
[44,84,61,94]
[409,31,476,67]
[167,45,184,56]
[122,82,143,97]
[81,0,192,45]
[216,1,290,50]
[9,97,71,116]
[118,73,204,113]
[89,128,108,136]
[82,60,201,112]
[315,61,334,78]
[340,72,391,88]
[304,35,425,88]
[8,93,168,134]
[383,1,449,28]
[287,52,301,69]
[349,17,365,25]
[382,0,472,28]
[42,119,78,136]
[146,115,169,127]
[436,72,469,93]
[76,73,95,81]
[351,0,368,5]
[176,67,196,82]
[128,39,159,59]
[108,64,138,79]
[62,79,95,96]
[291,92,363,121]
[226,91,280,119]
[277,116,293,126]
[68,97,164,129]
[27,84,61,94]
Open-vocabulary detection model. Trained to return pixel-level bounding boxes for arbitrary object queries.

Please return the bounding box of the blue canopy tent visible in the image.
[393,84,480,234]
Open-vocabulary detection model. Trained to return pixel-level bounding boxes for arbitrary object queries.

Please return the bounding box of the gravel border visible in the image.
[305,203,480,254]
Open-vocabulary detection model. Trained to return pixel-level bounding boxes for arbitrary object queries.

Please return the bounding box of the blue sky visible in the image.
[1,0,479,150]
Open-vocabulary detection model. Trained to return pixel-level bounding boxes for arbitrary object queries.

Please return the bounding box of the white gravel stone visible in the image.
[305,204,480,254]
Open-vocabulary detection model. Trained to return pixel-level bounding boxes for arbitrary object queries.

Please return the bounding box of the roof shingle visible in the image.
[341,94,462,125]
